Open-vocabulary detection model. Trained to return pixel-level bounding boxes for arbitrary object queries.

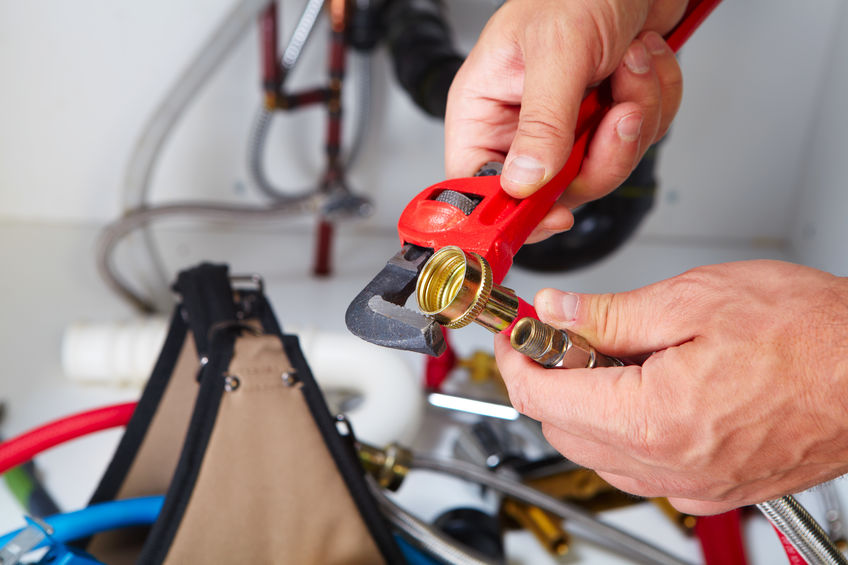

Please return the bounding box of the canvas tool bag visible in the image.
[81,263,403,564]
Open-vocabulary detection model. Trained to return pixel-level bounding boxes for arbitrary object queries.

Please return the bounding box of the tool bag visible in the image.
[81,263,404,564]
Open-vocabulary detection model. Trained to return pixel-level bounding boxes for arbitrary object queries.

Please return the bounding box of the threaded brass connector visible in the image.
[501,498,571,557]
[416,246,519,332]
[510,317,623,369]
[357,442,412,491]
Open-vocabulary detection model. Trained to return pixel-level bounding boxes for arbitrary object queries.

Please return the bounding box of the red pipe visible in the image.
[313,219,334,276]
[260,2,281,108]
[0,402,137,474]
[695,510,749,565]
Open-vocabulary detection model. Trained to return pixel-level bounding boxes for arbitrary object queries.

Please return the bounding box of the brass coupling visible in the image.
[510,317,623,369]
[357,442,412,492]
[501,498,571,557]
[416,246,519,333]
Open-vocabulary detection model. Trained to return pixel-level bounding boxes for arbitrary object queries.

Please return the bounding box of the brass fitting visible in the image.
[416,246,519,333]
[501,498,570,557]
[357,442,412,492]
[510,317,623,369]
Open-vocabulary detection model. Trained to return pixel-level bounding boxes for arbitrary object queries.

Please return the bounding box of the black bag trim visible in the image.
[254,297,403,561]
[136,329,233,565]
[172,262,237,361]
[275,329,405,564]
[86,308,187,506]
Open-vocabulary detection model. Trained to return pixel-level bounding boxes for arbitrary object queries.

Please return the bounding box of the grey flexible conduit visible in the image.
[248,0,373,201]
[104,0,373,311]
[97,199,320,312]
[411,454,695,565]
[249,0,327,202]
[758,495,848,565]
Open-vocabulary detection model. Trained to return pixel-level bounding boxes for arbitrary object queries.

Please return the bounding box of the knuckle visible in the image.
[604,152,637,188]
[660,69,683,95]
[516,113,574,146]
[590,292,626,348]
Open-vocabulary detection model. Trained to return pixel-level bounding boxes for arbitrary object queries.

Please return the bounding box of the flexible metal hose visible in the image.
[97,199,320,312]
[412,455,695,565]
[758,495,848,565]
[122,0,273,211]
[105,0,374,311]
[248,0,373,200]
[369,480,497,565]
[250,0,327,202]
[114,0,273,311]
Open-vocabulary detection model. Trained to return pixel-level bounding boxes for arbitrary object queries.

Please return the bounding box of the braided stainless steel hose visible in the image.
[97,199,319,312]
[412,454,694,565]
[369,480,497,565]
[250,0,327,202]
[758,495,848,565]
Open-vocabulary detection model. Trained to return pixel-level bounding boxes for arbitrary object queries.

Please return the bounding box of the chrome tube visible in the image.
[758,495,848,565]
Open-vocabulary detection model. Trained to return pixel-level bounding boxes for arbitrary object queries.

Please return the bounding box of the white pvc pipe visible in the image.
[295,327,424,446]
[61,319,424,445]
[61,317,169,387]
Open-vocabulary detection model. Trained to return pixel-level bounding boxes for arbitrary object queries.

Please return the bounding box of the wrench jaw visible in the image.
[345,244,447,357]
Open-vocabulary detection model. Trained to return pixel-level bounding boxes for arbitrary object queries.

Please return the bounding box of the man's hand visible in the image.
[494,261,848,514]
[445,0,687,242]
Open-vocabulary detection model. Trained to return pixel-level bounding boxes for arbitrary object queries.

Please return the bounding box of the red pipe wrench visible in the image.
[345,0,723,356]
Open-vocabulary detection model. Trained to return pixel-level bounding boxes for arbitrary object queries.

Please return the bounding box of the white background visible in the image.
[0,0,847,274]
[1,1,848,563]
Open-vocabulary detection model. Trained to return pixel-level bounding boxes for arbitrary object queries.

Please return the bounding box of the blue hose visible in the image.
[1,496,447,565]
[0,496,163,549]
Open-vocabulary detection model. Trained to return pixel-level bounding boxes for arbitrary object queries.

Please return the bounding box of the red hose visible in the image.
[695,510,749,565]
[772,524,810,565]
[0,402,137,474]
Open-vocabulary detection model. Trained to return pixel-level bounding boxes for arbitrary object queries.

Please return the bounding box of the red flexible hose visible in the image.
[0,402,137,475]
[772,524,809,565]
[695,510,749,565]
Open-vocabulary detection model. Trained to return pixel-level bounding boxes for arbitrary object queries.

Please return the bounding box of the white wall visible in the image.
[791,3,848,275]
[0,0,844,246]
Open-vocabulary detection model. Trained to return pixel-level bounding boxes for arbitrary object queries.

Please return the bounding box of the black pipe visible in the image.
[381,0,464,118]
[513,143,660,272]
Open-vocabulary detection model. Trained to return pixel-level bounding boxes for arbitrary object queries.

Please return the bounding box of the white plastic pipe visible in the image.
[295,327,424,446]
[61,319,424,445]
[61,317,169,387]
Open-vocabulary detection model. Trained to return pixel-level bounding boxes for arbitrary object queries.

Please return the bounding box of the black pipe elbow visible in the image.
[380,0,464,117]
[513,144,660,273]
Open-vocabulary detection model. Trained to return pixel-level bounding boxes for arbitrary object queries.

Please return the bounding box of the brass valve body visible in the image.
[416,246,519,333]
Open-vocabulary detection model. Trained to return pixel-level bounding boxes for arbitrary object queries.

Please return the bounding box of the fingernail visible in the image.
[503,155,546,187]
[624,42,651,74]
[554,293,580,325]
[616,113,642,142]
[643,31,667,55]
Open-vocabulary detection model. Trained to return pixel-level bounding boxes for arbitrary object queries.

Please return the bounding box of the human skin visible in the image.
[446,0,848,515]
[444,0,688,242]
[494,261,848,514]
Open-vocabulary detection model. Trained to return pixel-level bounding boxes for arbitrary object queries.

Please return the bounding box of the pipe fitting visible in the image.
[510,317,623,369]
[357,442,412,491]
[416,246,518,332]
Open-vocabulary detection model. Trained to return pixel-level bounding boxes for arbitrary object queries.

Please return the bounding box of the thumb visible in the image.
[533,282,701,357]
[500,38,594,197]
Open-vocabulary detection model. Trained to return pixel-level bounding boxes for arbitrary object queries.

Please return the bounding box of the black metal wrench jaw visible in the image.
[345,243,446,357]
